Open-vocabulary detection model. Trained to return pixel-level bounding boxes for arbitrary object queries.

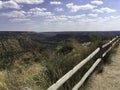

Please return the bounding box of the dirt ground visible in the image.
[82,44,120,90]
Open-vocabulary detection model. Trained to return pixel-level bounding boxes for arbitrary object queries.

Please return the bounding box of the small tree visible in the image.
[89,34,102,42]
[57,44,73,55]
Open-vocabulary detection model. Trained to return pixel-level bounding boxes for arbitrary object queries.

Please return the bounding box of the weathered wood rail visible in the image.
[47,36,120,90]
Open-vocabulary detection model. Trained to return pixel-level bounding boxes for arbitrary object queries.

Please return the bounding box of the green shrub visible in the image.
[41,41,98,90]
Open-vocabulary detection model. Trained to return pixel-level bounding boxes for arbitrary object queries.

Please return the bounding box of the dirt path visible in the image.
[83,45,120,90]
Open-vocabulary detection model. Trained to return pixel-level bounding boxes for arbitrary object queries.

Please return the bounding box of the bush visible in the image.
[89,34,102,42]
[41,41,98,90]
[57,44,73,55]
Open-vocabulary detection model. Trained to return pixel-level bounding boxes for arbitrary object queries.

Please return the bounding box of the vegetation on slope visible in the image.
[0,32,114,90]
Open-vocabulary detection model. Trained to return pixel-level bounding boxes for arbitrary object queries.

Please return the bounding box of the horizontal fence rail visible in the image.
[72,58,102,90]
[47,36,120,90]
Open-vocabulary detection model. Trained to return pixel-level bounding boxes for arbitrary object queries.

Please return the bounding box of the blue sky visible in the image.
[0,0,120,32]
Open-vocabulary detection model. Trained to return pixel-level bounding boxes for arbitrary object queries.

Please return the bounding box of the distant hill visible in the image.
[0,31,120,43]
[41,31,120,36]
[40,31,120,43]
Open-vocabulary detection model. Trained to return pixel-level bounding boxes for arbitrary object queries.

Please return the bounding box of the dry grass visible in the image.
[0,60,45,90]
[41,41,99,90]
[0,37,112,90]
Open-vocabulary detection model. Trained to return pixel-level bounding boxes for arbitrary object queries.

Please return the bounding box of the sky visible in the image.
[0,0,120,32]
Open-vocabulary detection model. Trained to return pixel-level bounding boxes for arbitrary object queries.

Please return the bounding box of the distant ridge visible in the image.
[41,31,120,36]
[0,31,120,36]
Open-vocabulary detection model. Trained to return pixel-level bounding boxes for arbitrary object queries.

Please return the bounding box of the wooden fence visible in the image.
[47,36,120,90]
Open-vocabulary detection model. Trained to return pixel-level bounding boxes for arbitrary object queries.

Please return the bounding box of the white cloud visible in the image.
[91,0,103,5]
[0,7,53,21]
[66,3,97,12]
[12,0,44,4]
[29,7,47,12]
[65,14,86,19]
[0,0,20,9]
[46,14,86,23]
[101,7,116,13]
[50,1,62,5]
[0,1,2,8]
[93,7,116,13]
[40,15,120,32]
[55,8,64,11]
[92,9,103,13]
[88,13,98,17]
[10,18,31,22]
[46,16,68,22]
[27,7,53,16]
[1,10,26,18]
